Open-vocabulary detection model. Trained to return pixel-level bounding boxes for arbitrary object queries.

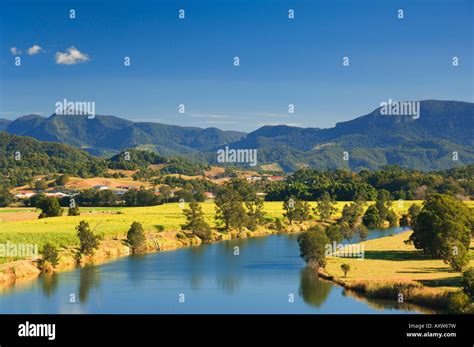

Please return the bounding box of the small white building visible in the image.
[14,192,35,199]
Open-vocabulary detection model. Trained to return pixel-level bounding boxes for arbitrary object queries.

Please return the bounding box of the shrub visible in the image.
[39,243,59,270]
[274,217,285,232]
[341,263,351,277]
[362,205,380,228]
[297,226,330,269]
[127,222,146,253]
[68,206,80,216]
[386,210,398,227]
[325,224,343,243]
[357,224,369,241]
[176,232,186,240]
[461,267,474,300]
[183,201,212,241]
[37,197,63,218]
[76,221,101,256]
[154,225,165,232]
[447,291,472,314]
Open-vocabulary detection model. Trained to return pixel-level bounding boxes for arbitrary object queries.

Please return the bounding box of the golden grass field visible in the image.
[0,200,468,248]
[0,200,472,265]
[324,231,474,292]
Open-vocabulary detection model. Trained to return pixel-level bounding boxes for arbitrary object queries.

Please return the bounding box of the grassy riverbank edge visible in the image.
[316,231,474,312]
[0,221,311,290]
[317,269,451,311]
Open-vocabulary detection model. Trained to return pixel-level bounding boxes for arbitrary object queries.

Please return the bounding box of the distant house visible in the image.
[268,176,285,181]
[93,185,109,190]
[246,176,262,182]
[113,189,128,196]
[203,192,215,199]
[14,191,35,199]
[45,192,70,198]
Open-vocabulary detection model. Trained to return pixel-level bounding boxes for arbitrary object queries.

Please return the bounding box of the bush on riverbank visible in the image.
[38,243,59,272]
[345,279,450,310]
[126,222,146,253]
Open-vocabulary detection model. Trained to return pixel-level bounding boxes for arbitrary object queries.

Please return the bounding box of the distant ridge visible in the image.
[3,100,473,171]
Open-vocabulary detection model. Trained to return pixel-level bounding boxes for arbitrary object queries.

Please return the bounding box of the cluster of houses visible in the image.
[12,174,284,201]
[246,175,285,182]
[13,184,217,201]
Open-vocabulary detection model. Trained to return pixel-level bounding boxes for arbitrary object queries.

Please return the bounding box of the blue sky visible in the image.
[0,0,472,132]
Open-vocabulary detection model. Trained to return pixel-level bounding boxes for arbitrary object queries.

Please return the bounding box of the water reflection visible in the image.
[188,245,207,289]
[41,273,59,297]
[79,265,100,302]
[299,267,332,308]
[0,227,420,314]
[126,254,148,284]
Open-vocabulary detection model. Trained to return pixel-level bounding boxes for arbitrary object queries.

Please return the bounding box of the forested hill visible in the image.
[1,100,473,171]
[0,132,207,186]
[223,100,474,171]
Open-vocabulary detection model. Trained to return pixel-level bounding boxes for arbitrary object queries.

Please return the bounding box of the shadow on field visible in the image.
[363,250,429,261]
[398,266,451,274]
[418,276,461,288]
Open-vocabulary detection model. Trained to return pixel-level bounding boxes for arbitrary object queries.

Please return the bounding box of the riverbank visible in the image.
[0,218,312,289]
[318,231,474,311]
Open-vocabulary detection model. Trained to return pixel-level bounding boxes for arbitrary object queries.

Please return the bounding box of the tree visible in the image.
[0,187,13,207]
[126,221,146,253]
[159,185,172,203]
[399,213,410,227]
[325,224,343,243]
[408,204,421,221]
[39,243,59,269]
[340,201,364,229]
[400,204,422,227]
[447,291,472,314]
[445,240,469,272]
[315,192,337,222]
[297,227,330,269]
[409,194,472,271]
[284,198,311,224]
[76,221,100,256]
[386,210,398,227]
[362,205,381,228]
[375,189,392,222]
[340,222,355,242]
[68,206,80,216]
[183,201,212,241]
[274,217,285,232]
[341,263,351,277]
[461,268,474,300]
[214,185,247,231]
[357,224,369,241]
[55,174,69,186]
[245,198,266,231]
[37,197,63,218]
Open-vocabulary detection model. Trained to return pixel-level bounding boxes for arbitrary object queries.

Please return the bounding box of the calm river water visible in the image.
[0,227,426,313]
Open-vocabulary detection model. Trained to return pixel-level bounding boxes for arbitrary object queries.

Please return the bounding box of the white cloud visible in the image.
[189,113,231,119]
[10,47,21,55]
[55,46,90,65]
[27,44,43,55]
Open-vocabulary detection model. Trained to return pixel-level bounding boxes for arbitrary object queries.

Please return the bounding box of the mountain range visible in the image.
[1,100,473,172]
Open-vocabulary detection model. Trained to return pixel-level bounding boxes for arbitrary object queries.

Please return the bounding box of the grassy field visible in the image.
[0,200,472,259]
[0,201,347,247]
[0,201,294,250]
[324,231,474,291]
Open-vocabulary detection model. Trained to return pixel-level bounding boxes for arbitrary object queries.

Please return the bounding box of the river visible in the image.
[0,227,427,313]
